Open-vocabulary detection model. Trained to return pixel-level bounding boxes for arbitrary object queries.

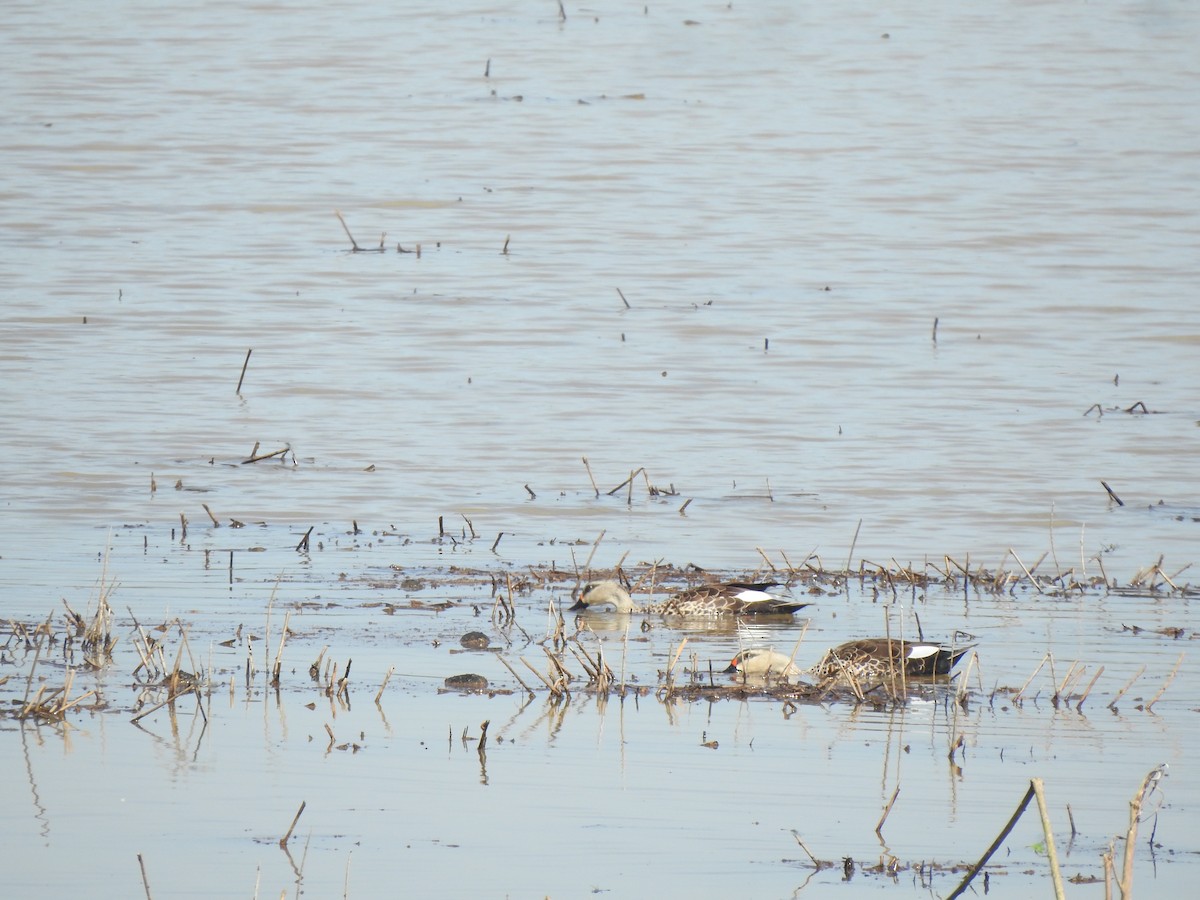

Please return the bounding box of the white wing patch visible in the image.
[906,644,941,660]
[735,589,775,604]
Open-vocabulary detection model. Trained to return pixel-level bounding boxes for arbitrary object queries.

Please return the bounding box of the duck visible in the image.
[722,648,803,680]
[568,580,809,617]
[810,638,975,679]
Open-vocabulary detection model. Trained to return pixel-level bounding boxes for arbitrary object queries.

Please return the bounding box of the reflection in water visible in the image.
[20,723,50,843]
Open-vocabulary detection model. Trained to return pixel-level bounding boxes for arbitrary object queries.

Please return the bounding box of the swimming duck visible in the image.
[722,648,803,679]
[810,638,975,679]
[569,580,809,617]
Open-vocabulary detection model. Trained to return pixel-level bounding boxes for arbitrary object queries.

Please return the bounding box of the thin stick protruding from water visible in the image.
[946,781,1036,899]
[137,853,153,900]
[1100,480,1124,506]
[1145,652,1184,712]
[334,210,360,251]
[236,348,252,394]
[375,666,394,704]
[496,654,536,695]
[876,785,900,836]
[788,831,821,868]
[1109,665,1145,710]
[280,801,306,849]
[616,287,630,309]
[844,518,862,574]
[1032,778,1067,900]
[582,456,600,497]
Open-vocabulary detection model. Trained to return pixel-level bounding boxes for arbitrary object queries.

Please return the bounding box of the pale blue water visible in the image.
[2,1,1199,897]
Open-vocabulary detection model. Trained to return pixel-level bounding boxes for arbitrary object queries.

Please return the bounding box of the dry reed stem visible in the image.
[1009,548,1045,594]
[789,831,823,868]
[955,651,977,706]
[568,644,598,681]
[496,654,536,695]
[1144,652,1184,711]
[581,529,606,578]
[1108,665,1145,709]
[375,666,394,704]
[875,785,900,836]
[242,446,289,464]
[946,781,1036,899]
[236,348,252,394]
[582,457,600,497]
[844,518,862,574]
[1077,665,1104,710]
[271,610,291,688]
[1031,778,1067,900]
[666,637,689,684]
[280,800,306,849]
[606,467,644,496]
[519,656,556,692]
[1013,653,1049,704]
[335,210,360,250]
[1055,660,1079,702]
[137,853,153,900]
[1118,765,1168,899]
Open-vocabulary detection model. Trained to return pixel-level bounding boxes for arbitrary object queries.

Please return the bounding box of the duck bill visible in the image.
[567,599,588,611]
[722,663,739,674]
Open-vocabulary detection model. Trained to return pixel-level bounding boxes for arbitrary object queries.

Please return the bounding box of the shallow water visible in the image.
[2,1,1199,897]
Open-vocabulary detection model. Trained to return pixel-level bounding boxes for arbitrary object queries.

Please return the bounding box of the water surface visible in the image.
[2,1,1198,896]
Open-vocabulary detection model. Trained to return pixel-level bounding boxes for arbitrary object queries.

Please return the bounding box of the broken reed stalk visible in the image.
[1109,665,1145,710]
[375,666,394,704]
[946,781,1037,899]
[1144,651,1184,712]
[579,529,606,579]
[496,654,536,695]
[665,637,689,685]
[606,467,643,496]
[1118,765,1168,898]
[1013,653,1049,704]
[271,611,291,687]
[137,853,153,900]
[875,785,900,836]
[843,518,862,574]
[242,446,290,464]
[755,547,777,572]
[581,456,600,497]
[784,621,810,674]
[1031,778,1067,900]
[236,348,252,394]
[616,287,630,309]
[334,210,361,251]
[1008,548,1046,594]
[1100,480,1124,506]
[955,651,977,706]
[788,831,822,868]
[519,656,556,692]
[280,800,306,849]
[295,526,313,552]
